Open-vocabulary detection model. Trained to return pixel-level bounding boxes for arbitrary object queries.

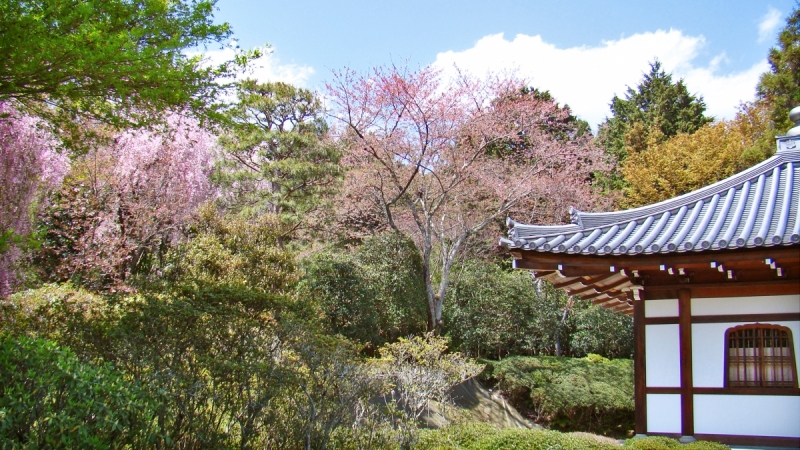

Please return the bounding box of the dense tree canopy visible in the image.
[598,61,712,169]
[0,0,242,132]
[757,5,800,132]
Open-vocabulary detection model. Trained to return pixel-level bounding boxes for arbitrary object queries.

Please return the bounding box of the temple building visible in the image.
[501,109,800,448]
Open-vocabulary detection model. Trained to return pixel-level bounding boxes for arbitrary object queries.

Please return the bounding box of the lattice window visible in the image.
[726,324,798,388]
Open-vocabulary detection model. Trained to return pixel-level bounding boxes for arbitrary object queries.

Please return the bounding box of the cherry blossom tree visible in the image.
[36,113,217,290]
[327,65,609,332]
[0,102,68,296]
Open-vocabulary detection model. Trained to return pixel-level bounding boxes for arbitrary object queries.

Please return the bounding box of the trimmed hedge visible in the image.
[625,436,729,450]
[419,425,731,450]
[481,355,634,435]
[418,424,619,450]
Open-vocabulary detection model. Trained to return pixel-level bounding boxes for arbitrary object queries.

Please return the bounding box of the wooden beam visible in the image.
[678,289,694,439]
[578,277,633,299]
[634,299,647,435]
[642,281,800,300]
[516,246,800,270]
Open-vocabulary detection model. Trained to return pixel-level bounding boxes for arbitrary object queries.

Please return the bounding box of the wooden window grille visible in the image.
[725,324,798,388]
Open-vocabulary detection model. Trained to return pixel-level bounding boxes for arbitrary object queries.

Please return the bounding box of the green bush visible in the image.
[418,422,501,448]
[418,424,620,449]
[443,260,633,359]
[625,436,729,449]
[299,231,427,348]
[481,355,634,435]
[0,334,156,449]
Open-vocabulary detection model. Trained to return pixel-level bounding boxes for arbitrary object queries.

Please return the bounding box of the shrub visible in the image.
[471,428,619,450]
[482,355,634,435]
[624,436,729,449]
[0,334,156,449]
[417,422,501,448]
[299,231,427,348]
[418,424,621,449]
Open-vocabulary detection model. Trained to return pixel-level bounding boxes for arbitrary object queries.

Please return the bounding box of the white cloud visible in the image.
[758,7,782,43]
[194,46,315,87]
[431,30,766,129]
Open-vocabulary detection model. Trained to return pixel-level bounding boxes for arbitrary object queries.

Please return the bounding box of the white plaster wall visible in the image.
[692,294,800,316]
[646,324,680,387]
[645,299,679,318]
[694,394,800,437]
[646,394,682,434]
[693,321,800,387]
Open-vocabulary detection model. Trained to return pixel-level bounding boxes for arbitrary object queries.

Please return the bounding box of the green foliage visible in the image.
[757,5,800,133]
[619,104,775,208]
[417,422,501,448]
[598,61,712,192]
[216,80,342,235]
[0,0,248,137]
[600,60,712,161]
[570,306,634,359]
[162,206,301,301]
[299,231,427,348]
[0,334,156,449]
[482,355,634,435]
[444,261,633,359]
[3,282,401,449]
[625,436,729,450]
[418,424,621,450]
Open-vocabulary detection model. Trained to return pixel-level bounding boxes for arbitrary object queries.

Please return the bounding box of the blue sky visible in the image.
[208,0,797,129]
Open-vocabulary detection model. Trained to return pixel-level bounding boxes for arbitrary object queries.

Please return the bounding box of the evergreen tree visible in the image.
[216,80,342,241]
[757,5,800,133]
[598,61,712,175]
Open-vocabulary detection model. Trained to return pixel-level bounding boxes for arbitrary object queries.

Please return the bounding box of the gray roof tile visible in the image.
[503,137,800,255]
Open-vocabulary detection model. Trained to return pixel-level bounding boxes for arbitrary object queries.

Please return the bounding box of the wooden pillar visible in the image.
[678,289,694,441]
[633,298,647,435]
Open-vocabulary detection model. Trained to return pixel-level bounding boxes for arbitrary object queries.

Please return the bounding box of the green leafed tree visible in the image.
[0,0,247,134]
[757,5,800,133]
[598,60,712,188]
[217,80,342,240]
[298,232,427,349]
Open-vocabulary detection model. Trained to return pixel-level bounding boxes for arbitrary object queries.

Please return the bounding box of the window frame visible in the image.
[724,323,799,389]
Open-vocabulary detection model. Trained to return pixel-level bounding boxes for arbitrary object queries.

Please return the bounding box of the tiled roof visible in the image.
[501,137,800,256]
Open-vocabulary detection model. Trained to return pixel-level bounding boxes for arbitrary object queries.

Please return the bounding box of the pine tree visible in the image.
[216,80,342,242]
[757,5,800,132]
[598,61,712,169]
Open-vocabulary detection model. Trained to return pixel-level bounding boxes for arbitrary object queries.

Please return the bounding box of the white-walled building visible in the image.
[502,111,800,448]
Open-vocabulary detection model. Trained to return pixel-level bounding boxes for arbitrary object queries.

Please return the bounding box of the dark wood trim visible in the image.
[643,278,800,291]
[693,312,800,323]
[643,282,800,300]
[693,387,800,396]
[516,245,800,269]
[644,316,679,325]
[692,434,800,448]
[642,312,800,325]
[645,387,682,394]
[678,289,694,438]
[634,299,647,435]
